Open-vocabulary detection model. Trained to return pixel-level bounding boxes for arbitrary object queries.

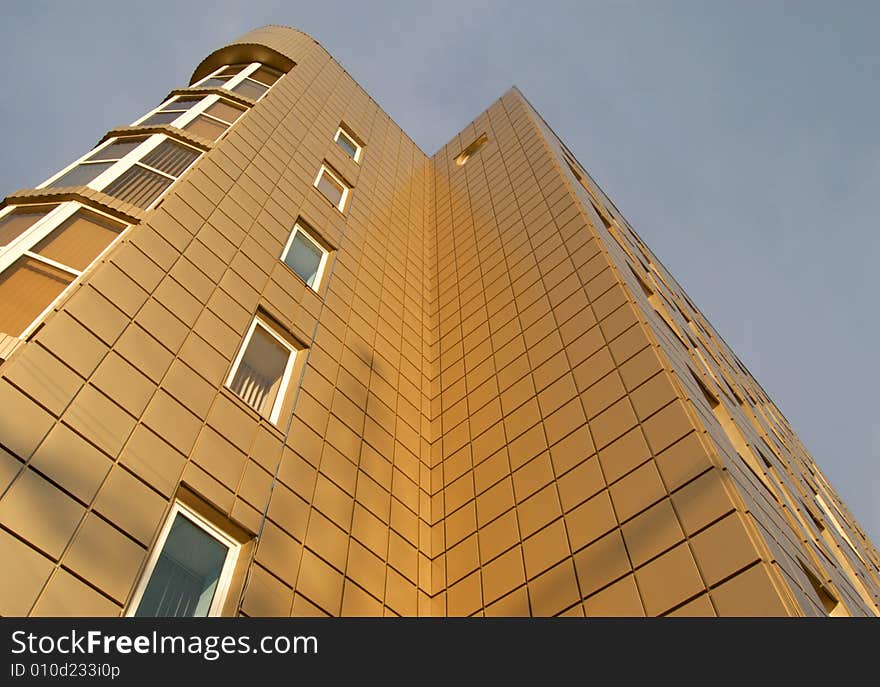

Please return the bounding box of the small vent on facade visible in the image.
[455,133,488,166]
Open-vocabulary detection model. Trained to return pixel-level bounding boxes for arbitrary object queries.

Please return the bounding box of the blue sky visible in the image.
[2,1,878,545]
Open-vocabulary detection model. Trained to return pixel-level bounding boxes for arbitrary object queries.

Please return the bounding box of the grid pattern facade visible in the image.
[0,25,877,617]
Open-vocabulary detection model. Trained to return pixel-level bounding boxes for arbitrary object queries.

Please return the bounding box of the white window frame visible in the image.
[313,164,350,212]
[132,93,246,138]
[126,502,241,618]
[280,221,329,291]
[0,202,129,340]
[37,134,202,211]
[334,126,362,162]
[192,62,277,102]
[225,316,297,424]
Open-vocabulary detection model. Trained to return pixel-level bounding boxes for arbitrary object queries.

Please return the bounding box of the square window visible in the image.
[226,317,297,424]
[129,504,240,617]
[334,126,362,162]
[314,164,350,211]
[281,222,329,290]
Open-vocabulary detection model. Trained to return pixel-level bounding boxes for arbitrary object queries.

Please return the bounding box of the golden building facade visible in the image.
[0,25,877,617]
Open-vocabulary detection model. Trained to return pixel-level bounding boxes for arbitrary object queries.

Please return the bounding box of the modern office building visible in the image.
[0,25,877,617]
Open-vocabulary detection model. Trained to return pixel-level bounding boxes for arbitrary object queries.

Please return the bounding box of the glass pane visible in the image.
[316,170,344,208]
[217,64,250,77]
[33,210,123,271]
[230,325,290,417]
[197,77,228,89]
[0,256,74,337]
[0,207,52,247]
[248,66,282,86]
[230,78,268,100]
[335,131,358,159]
[140,140,200,177]
[48,161,114,188]
[138,111,181,127]
[86,138,147,162]
[284,230,323,287]
[135,513,229,618]
[160,96,202,112]
[203,99,245,124]
[183,114,228,141]
[103,165,173,209]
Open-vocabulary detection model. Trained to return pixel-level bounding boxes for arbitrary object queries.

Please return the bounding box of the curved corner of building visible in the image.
[189,25,318,85]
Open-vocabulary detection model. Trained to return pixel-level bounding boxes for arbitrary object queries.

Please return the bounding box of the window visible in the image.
[226,317,297,423]
[334,125,362,162]
[135,94,246,142]
[128,503,240,617]
[0,203,127,339]
[455,133,488,166]
[281,221,329,290]
[314,164,350,212]
[48,137,148,189]
[0,205,54,249]
[192,62,283,102]
[41,135,201,210]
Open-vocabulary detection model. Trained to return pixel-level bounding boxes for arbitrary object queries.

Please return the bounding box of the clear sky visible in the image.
[2,1,878,545]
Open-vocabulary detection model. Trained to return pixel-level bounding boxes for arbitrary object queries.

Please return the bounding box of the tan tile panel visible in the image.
[32,568,120,617]
[30,423,112,503]
[0,469,85,559]
[0,529,55,616]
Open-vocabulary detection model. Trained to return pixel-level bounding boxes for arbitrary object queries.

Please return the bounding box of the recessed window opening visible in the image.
[314,164,351,212]
[815,492,863,563]
[129,503,241,618]
[281,220,330,290]
[455,133,488,166]
[226,316,298,424]
[800,562,847,617]
[695,376,776,496]
[334,125,363,162]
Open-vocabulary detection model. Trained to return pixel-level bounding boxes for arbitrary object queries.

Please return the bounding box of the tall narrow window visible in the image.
[0,204,127,339]
[314,164,350,212]
[334,126,363,162]
[226,317,297,424]
[129,504,240,618]
[281,221,329,290]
